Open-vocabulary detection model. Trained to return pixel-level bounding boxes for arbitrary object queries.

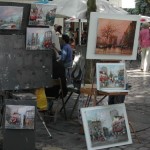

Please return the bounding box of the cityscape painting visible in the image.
[86,13,141,60]
[96,18,136,55]
[96,63,126,92]
[26,27,52,50]
[81,104,132,150]
[0,6,23,30]
[29,4,57,26]
[5,105,35,129]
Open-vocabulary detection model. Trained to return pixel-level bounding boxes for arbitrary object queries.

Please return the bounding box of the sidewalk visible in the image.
[35,60,150,150]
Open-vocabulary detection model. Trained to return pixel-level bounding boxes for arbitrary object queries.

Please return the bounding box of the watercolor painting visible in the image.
[26,27,52,50]
[86,13,141,60]
[0,6,23,30]
[5,105,35,129]
[29,4,57,26]
[96,63,126,91]
[81,104,132,150]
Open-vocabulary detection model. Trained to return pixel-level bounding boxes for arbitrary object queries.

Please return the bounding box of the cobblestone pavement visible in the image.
[36,60,150,150]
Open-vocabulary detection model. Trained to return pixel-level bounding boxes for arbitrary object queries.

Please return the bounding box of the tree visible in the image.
[125,0,150,15]
[84,0,97,84]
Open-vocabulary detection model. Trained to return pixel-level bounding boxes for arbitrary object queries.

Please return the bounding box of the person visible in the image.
[139,22,150,72]
[45,52,68,111]
[66,27,74,39]
[55,25,62,37]
[53,34,73,78]
[74,28,79,46]
[81,26,88,45]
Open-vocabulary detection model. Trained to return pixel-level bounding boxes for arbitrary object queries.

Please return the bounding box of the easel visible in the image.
[81,60,141,144]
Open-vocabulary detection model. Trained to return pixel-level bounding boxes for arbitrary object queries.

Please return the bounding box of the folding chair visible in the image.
[45,78,67,122]
[60,56,85,119]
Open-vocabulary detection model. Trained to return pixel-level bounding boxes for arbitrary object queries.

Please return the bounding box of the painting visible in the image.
[0,6,23,30]
[81,104,132,150]
[96,63,126,92]
[5,105,35,129]
[29,3,57,26]
[26,27,52,50]
[86,12,141,60]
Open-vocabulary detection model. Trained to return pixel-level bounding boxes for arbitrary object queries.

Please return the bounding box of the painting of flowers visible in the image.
[29,4,57,26]
[81,104,132,150]
[0,6,23,30]
[26,27,52,50]
[96,63,126,91]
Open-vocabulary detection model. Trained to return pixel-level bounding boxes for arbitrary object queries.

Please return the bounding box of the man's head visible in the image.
[62,34,70,44]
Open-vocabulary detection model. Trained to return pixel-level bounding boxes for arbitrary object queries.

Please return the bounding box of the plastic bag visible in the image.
[35,88,48,110]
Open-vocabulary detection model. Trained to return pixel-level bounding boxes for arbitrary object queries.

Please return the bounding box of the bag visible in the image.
[35,88,48,110]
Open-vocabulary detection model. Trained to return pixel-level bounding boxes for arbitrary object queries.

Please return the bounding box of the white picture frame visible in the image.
[81,104,132,150]
[86,12,141,60]
[96,63,127,92]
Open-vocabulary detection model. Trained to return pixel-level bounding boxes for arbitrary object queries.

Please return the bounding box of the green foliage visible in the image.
[125,0,150,15]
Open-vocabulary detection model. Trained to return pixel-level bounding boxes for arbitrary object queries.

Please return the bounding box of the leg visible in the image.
[143,48,150,72]
[141,48,146,70]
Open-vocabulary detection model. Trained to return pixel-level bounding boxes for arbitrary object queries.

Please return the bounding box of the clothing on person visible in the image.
[139,22,150,72]
[45,55,68,98]
[59,34,73,68]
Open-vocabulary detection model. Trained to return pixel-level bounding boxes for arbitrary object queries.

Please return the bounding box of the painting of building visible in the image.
[81,104,132,150]
[26,27,52,50]
[5,105,35,129]
[96,63,126,91]
[96,18,136,55]
[29,4,57,26]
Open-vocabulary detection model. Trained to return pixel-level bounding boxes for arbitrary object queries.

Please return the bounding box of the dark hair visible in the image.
[56,25,62,34]
[62,34,70,43]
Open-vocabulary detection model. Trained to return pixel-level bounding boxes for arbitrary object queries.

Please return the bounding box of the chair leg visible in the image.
[61,97,67,120]
[60,92,73,112]
[70,94,80,119]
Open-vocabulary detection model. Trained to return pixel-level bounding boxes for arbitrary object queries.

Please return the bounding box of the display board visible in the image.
[0,2,53,90]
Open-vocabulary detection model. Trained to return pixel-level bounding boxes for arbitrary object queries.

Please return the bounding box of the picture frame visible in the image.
[5,105,35,129]
[29,3,57,26]
[26,27,52,50]
[81,104,132,150]
[0,6,23,30]
[86,12,141,60]
[96,63,127,92]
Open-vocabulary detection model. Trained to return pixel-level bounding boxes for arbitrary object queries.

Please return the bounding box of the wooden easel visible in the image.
[80,60,141,144]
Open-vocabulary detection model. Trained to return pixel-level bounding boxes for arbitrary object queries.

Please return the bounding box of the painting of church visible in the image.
[26,27,52,50]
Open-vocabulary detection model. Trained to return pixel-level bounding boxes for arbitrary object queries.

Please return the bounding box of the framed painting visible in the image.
[81,104,132,150]
[5,105,35,129]
[86,12,141,60]
[0,6,23,30]
[26,27,52,50]
[29,3,57,26]
[96,63,127,92]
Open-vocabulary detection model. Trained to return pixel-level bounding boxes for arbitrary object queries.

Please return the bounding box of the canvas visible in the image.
[86,12,141,60]
[26,27,52,50]
[0,6,23,30]
[81,104,132,150]
[29,3,57,26]
[5,105,35,129]
[96,63,126,92]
